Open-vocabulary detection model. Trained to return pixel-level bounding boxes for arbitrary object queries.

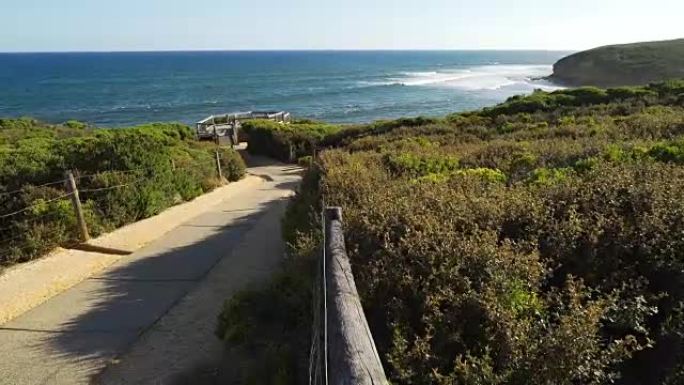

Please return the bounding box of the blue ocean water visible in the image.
[0,51,570,127]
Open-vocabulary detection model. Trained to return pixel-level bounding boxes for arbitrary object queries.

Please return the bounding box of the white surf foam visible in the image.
[369,65,563,92]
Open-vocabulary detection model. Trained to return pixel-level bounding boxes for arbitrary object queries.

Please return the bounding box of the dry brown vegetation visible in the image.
[220,81,684,384]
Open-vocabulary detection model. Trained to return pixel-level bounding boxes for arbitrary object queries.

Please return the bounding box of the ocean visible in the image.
[0,51,570,127]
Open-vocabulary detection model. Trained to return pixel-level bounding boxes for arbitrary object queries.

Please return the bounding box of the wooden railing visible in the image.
[319,207,388,385]
[195,111,291,141]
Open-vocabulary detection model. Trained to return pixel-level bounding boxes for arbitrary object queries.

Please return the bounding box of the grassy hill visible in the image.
[550,38,684,87]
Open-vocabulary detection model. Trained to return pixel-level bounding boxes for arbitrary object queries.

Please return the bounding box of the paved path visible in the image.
[0,159,302,385]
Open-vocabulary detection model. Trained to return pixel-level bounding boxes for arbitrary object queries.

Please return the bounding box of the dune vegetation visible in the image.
[221,80,684,384]
[0,118,245,267]
[241,119,342,163]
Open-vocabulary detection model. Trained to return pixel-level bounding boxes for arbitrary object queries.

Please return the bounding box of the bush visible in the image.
[482,81,684,117]
[242,119,341,162]
[300,151,682,385]
[607,86,659,101]
[215,259,313,385]
[0,120,246,266]
[271,83,684,384]
[217,146,246,181]
[385,152,460,177]
[215,169,322,384]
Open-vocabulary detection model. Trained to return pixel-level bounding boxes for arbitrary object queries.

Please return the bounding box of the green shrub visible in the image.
[215,259,312,385]
[562,86,609,104]
[243,119,341,162]
[481,81,684,118]
[215,171,321,384]
[63,120,88,130]
[303,152,680,384]
[527,167,573,185]
[455,167,507,183]
[0,121,246,266]
[648,141,684,163]
[385,152,460,177]
[297,155,313,167]
[322,116,439,148]
[276,86,684,384]
[217,146,247,181]
[607,86,659,100]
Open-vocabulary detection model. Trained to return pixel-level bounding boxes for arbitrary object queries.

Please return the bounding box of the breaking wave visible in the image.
[363,65,563,91]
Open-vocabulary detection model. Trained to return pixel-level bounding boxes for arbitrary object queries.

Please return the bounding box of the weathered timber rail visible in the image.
[320,207,388,385]
[195,111,291,142]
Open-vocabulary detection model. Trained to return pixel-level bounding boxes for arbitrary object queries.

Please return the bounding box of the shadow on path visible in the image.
[34,189,294,382]
[0,156,303,385]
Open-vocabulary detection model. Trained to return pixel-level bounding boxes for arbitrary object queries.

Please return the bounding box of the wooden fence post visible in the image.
[230,126,238,147]
[325,207,388,385]
[65,171,90,242]
[215,150,223,180]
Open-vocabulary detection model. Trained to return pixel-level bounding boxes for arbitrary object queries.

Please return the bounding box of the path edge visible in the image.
[0,175,264,325]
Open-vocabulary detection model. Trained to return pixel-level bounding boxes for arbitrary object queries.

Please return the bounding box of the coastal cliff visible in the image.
[550,38,684,87]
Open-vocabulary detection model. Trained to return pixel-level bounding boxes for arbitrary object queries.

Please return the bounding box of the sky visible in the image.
[0,0,682,52]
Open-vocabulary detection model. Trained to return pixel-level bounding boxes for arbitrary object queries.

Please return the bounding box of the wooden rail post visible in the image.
[230,125,238,147]
[65,171,90,242]
[289,143,296,163]
[215,150,223,180]
[325,207,388,385]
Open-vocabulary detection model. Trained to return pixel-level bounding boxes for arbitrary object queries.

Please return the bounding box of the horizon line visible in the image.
[0,48,577,54]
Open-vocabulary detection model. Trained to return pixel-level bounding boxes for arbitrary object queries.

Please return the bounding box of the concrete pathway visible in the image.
[0,159,302,385]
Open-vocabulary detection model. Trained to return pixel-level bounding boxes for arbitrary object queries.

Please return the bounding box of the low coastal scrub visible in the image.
[0,119,245,267]
[215,169,323,384]
[480,80,684,117]
[215,257,313,384]
[248,80,684,384]
[242,119,342,162]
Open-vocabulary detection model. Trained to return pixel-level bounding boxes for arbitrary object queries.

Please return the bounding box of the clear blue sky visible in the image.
[1,0,682,52]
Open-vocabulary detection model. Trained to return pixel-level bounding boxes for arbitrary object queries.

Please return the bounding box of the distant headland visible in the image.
[549,38,684,87]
